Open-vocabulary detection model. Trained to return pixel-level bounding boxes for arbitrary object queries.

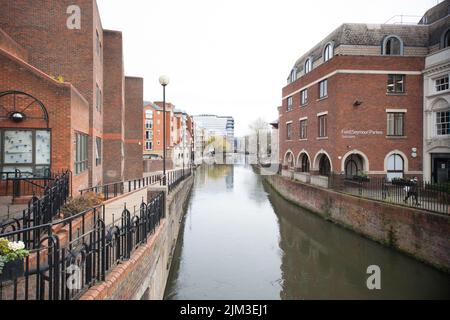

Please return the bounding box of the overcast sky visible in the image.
[97,0,440,136]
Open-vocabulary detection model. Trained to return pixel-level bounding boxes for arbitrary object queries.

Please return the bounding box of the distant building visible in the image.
[192,115,235,151]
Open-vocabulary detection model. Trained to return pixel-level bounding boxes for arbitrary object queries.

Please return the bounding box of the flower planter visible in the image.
[0,259,24,283]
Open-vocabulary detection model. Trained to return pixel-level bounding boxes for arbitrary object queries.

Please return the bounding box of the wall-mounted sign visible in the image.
[341,129,383,139]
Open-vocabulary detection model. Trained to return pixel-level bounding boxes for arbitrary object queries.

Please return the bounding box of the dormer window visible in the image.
[323,43,334,62]
[304,58,312,74]
[442,29,450,49]
[289,68,297,83]
[383,36,404,56]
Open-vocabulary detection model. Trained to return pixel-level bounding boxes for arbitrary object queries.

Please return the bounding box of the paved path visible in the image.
[103,188,149,226]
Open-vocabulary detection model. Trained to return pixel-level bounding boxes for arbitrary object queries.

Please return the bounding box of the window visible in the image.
[1,129,51,177]
[318,115,327,137]
[323,43,333,62]
[443,29,450,48]
[304,58,312,74]
[300,89,308,105]
[287,96,293,111]
[96,84,102,112]
[145,110,153,119]
[387,153,404,181]
[436,110,450,136]
[286,123,292,140]
[435,75,449,92]
[96,30,101,56]
[145,141,153,151]
[319,80,328,98]
[387,113,405,136]
[289,68,297,83]
[145,119,153,129]
[383,36,403,55]
[145,130,153,140]
[300,119,307,139]
[75,132,88,175]
[387,75,405,93]
[95,137,102,166]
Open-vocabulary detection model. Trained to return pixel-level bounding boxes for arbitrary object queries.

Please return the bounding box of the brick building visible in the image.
[0,0,143,193]
[278,1,450,182]
[143,101,194,169]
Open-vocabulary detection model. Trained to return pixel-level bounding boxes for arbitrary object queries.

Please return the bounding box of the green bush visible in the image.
[426,182,450,194]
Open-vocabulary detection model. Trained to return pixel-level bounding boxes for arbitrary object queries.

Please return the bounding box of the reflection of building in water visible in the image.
[225,165,234,189]
[264,181,450,299]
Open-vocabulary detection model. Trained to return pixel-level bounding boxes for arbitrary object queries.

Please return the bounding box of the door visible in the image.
[434,158,450,183]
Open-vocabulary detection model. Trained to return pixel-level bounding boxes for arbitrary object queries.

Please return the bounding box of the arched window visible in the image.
[383,36,403,56]
[443,29,450,49]
[289,68,297,83]
[387,153,404,181]
[285,152,295,169]
[304,58,312,74]
[323,43,333,62]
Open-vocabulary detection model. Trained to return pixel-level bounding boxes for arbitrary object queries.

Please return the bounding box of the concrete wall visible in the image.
[80,175,193,300]
[264,174,450,273]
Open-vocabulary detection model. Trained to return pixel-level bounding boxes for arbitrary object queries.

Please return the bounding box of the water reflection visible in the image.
[164,164,450,300]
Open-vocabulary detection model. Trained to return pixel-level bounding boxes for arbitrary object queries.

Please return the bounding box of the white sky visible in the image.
[97,0,440,136]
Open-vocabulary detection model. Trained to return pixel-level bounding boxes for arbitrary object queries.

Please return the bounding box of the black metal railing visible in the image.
[0,192,164,300]
[80,173,162,200]
[165,167,192,193]
[0,170,54,200]
[0,171,71,232]
[328,174,450,215]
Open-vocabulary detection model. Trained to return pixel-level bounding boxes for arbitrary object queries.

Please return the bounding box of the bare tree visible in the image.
[249,117,269,164]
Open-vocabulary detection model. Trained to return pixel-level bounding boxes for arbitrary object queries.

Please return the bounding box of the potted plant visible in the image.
[353,172,370,182]
[0,238,29,283]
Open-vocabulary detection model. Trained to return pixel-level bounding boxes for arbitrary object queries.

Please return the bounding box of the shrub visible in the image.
[0,238,29,275]
[60,192,104,219]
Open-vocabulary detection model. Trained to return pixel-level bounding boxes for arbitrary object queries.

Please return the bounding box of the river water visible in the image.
[164,164,450,300]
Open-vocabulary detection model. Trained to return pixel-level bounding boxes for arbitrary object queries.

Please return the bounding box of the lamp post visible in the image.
[159,75,170,185]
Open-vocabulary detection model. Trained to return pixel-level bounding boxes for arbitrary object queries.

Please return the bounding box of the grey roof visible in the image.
[291,23,429,73]
[419,0,449,25]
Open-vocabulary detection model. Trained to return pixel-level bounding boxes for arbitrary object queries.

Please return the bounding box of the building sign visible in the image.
[341,129,383,139]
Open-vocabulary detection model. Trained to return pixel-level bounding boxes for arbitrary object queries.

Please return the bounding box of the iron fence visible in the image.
[80,172,162,200]
[166,167,192,193]
[0,192,164,300]
[328,174,450,215]
[0,169,54,200]
[0,171,71,232]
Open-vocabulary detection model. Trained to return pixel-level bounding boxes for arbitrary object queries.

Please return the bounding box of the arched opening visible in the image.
[323,43,334,62]
[442,29,450,49]
[344,154,365,178]
[318,154,331,176]
[284,151,295,169]
[304,58,312,74]
[298,153,310,173]
[386,153,404,181]
[383,36,403,56]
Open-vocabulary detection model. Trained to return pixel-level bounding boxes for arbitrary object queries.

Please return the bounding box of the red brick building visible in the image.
[0,0,143,193]
[279,3,449,181]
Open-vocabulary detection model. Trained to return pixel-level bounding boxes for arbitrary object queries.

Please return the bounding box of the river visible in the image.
[164,164,450,299]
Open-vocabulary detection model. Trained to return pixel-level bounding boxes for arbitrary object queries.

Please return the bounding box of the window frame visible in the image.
[387,112,405,136]
[387,74,405,93]
[323,43,334,62]
[304,58,312,74]
[318,115,327,138]
[300,119,308,139]
[95,136,102,166]
[383,35,404,56]
[300,89,308,106]
[319,79,328,99]
[75,132,88,175]
[436,109,450,136]
[286,122,293,140]
[435,75,449,92]
[287,96,293,111]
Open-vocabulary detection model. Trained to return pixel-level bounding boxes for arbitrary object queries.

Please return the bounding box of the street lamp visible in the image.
[159,75,170,185]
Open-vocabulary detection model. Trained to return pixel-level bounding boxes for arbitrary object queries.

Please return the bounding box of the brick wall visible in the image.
[143,159,174,173]
[279,55,425,177]
[265,174,450,272]
[80,176,194,300]
[103,30,125,184]
[124,77,144,181]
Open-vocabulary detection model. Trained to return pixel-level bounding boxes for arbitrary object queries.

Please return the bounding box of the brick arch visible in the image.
[283,149,295,168]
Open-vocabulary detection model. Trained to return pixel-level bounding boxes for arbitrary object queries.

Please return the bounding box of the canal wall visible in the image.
[80,175,194,300]
[264,174,450,273]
